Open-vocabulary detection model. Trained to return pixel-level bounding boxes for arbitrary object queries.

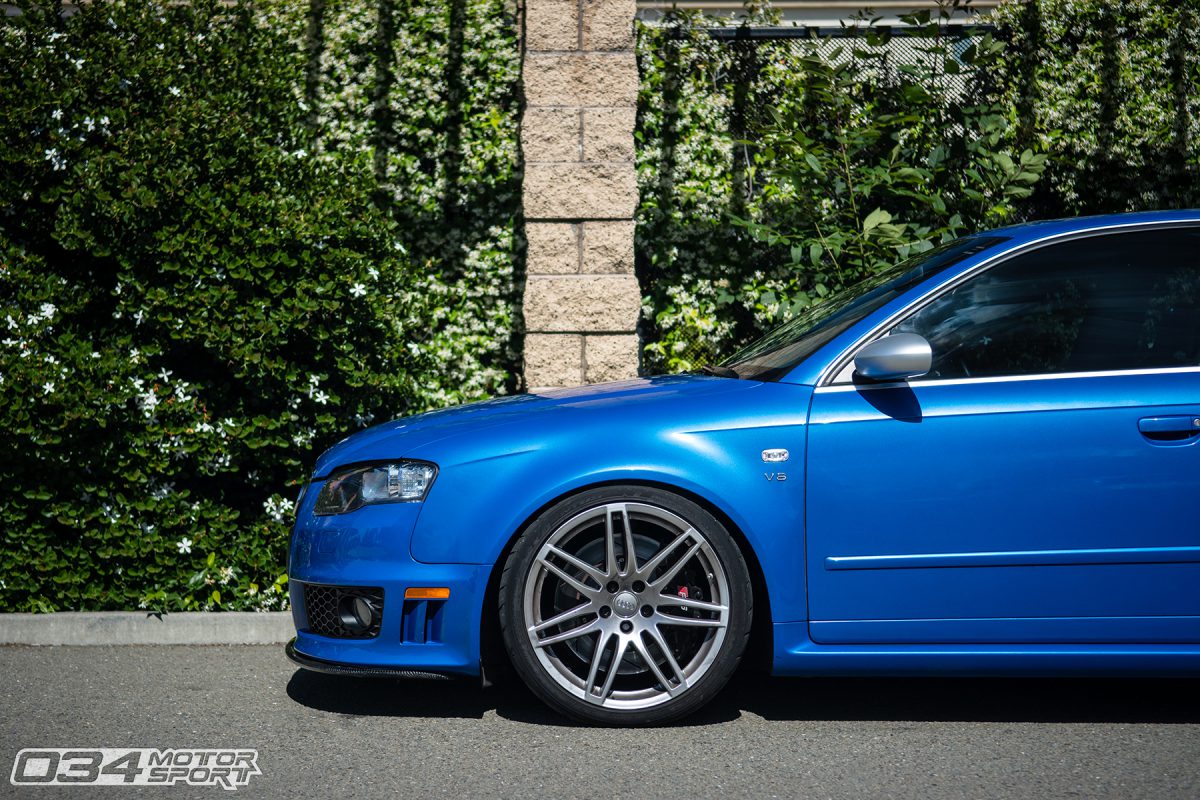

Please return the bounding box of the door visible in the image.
[805,227,1200,644]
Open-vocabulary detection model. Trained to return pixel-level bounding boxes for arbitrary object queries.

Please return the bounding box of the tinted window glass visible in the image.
[722,237,1006,381]
[891,227,1200,380]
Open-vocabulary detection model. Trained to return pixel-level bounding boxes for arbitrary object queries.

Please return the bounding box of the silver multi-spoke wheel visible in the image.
[501,487,751,725]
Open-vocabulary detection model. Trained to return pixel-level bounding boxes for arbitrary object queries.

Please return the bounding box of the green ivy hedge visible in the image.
[0,0,520,611]
[636,0,1200,372]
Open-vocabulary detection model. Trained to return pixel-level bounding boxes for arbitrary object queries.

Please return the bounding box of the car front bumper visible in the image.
[287,485,487,677]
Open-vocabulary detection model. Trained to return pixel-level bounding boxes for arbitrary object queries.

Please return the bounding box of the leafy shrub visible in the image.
[0,0,519,611]
[990,0,1200,215]
[636,0,1200,372]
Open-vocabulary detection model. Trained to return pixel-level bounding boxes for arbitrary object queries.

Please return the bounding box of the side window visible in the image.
[890,228,1200,380]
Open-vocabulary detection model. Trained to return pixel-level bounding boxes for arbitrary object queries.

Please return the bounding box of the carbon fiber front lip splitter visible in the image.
[285,638,454,680]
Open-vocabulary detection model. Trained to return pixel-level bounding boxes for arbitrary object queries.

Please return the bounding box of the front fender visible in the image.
[409,381,813,624]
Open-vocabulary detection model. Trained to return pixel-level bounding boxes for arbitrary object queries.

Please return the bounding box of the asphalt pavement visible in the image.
[2,645,1198,799]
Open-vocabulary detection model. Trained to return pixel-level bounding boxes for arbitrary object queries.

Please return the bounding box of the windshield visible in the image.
[722,236,1008,381]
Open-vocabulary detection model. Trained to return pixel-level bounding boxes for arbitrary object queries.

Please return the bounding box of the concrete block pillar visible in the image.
[521,0,640,391]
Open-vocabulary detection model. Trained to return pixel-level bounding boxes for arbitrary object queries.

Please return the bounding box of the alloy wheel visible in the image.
[521,501,731,711]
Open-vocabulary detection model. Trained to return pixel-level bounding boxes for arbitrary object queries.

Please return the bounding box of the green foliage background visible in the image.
[2,0,1197,612]
[637,0,1200,372]
[0,0,520,611]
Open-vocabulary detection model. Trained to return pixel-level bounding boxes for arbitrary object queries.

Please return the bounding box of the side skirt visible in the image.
[771,622,1200,677]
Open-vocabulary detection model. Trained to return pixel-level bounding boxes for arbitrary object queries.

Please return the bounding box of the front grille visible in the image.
[302,584,384,639]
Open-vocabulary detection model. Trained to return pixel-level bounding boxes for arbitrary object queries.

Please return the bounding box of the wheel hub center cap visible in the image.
[612,591,639,618]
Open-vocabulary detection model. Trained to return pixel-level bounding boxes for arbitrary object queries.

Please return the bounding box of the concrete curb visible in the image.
[0,612,294,646]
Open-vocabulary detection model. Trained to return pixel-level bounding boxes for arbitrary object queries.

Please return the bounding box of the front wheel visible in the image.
[499,486,753,725]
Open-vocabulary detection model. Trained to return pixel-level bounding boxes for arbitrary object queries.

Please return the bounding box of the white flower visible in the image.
[51,108,63,120]
[263,495,292,523]
[168,86,181,97]
[100,116,110,126]
[71,57,84,70]
[367,267,379,280]
[42,381,55,394]
[40,302,56,319]
[219,566,235,585]
[44,148,67,171]
[83,116,95,131]
[313,390,330,405]
[349,283,367,298]
[176,537,193,554]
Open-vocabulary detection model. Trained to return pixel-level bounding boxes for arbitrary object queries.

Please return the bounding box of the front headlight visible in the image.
[313,461,438,516]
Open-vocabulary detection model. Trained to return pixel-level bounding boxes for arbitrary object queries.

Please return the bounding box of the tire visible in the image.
[499,485,753,726]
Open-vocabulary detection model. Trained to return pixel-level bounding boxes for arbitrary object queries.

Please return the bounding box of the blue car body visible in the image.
[289,210,1200,680]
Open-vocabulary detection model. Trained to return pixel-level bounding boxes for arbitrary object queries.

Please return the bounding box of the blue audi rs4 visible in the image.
[288,211,1200,725]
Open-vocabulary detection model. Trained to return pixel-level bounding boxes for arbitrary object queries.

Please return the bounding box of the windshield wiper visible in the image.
[700,364,740,379]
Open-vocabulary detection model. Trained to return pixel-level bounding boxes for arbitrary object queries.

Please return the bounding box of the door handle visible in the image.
[1138,415,1200,444]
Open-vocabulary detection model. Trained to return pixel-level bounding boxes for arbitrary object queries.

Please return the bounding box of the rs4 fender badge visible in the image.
[761,448,789,463]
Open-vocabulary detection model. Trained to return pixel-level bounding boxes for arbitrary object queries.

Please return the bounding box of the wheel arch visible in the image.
[478,477,774,681]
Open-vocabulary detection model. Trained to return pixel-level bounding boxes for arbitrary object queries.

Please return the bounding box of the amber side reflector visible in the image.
[405,587,450,600]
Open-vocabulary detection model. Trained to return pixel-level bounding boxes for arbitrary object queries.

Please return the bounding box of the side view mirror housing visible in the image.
[854,333,932,382]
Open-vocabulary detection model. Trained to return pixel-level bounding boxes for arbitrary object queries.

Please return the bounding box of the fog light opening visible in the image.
[338,594,379,634]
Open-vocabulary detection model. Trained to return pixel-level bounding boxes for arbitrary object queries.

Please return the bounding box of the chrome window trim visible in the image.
[817,219,1200,388]
[813,364,1200,394]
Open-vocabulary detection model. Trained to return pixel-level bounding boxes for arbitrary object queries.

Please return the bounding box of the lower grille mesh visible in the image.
[303,584,384,639]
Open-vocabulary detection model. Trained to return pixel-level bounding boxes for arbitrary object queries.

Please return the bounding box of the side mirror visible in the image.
[854,333,932,382]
